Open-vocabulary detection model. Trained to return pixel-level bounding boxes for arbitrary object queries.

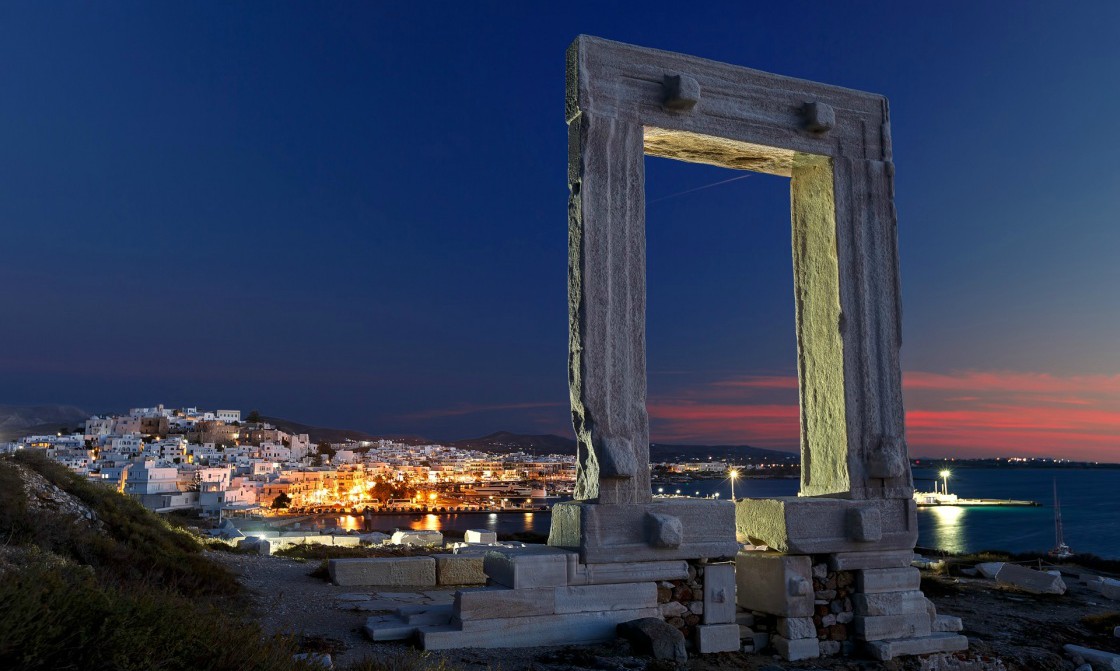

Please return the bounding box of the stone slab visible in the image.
[702,563,736,624]
[329,557,436,587]
[569,560,689,586]
[736,497,917,554]
[854,613,932,641]
[695,624,740,654]
[555,582,657,614]
[773,635,821,661]
[776,617,817,640]
[828,550,914,571]
[435,555,487,586]
[865,633,968,661]
[421,607,660,650]
[852,590,932,616]
[548,499,738,563]
[483,546,575,589]
[856,567,920,594]
[975,562,1004,579]
[735,551,814,617]
[995,563,1067,595]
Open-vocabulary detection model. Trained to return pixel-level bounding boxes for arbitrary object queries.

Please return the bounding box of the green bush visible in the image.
[0,560,309,671]
[4,452,237,597]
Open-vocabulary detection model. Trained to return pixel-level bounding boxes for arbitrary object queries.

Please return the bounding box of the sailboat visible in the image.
[1048,480,1074,560]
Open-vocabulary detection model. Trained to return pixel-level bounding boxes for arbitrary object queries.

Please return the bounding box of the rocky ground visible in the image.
[207,551,1120,671]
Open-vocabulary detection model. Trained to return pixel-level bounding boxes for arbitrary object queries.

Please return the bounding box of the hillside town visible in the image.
[0,404,768,518]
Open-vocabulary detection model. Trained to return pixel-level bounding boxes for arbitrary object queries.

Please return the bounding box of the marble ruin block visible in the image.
[701,563,736,624]
[736,497,917,554]
[735,552,814,617]
[328,557,436,587]
[694,624,741,654]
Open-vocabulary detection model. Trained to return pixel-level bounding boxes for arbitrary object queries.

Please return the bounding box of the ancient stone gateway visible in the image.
[398,37,965,660]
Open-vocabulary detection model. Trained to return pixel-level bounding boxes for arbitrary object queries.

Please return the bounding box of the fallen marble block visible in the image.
[994,563,1066,595]
[465,529,497,544]
[974,562,1004,579]
[866,633,968,661]
[1064,644,1120,671]
[390,530,443,547]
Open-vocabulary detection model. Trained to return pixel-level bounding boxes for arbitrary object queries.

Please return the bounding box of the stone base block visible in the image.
[483,546,575,589]
[421,607,660,649]
[736,497,917,554]
[828,550,914,571]
[933,614,963,632]
[695,624,740,653]
[329,557,436,587]
[735,551,813,617]
[569,560,689,586]
[865,633,968,660]
[852,590,932,616]
[702,563,736,624]
[856,567,920,593]
[454,582,657,621]
[436,555,486,585]
[548,499,738,563]
[854,613,932,641]
[773,635,820,661]
[776,617,817,640]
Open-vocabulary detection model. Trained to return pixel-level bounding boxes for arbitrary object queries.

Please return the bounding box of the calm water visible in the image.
[309,468,1120,558]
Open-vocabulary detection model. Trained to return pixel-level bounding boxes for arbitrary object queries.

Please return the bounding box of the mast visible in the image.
[1053,479,1064,548]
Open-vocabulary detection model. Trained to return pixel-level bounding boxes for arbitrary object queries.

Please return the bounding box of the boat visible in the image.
[1048,480,1074,560]
[912,469,1039,507]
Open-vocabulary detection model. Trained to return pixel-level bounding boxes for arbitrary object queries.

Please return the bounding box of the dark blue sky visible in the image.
[2,2,1118,457]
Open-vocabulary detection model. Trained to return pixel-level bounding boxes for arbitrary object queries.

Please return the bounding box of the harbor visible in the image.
[913,469,1040,507]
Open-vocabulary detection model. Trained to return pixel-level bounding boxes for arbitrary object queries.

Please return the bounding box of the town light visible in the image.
[729,468,739,500]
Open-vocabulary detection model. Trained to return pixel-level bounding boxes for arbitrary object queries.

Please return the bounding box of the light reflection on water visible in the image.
[924,505,965,553]
[302,469,1120,557]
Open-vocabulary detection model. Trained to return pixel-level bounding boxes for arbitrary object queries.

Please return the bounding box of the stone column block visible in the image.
[855,567,920,594]
[695,624,741,654]
[735,551,813,617]
[702,563,736,624]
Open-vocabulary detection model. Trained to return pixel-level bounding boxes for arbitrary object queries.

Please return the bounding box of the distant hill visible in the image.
[0,404,90,442]
[451,430,798,462]
[261,415,429,446]
[452,431,577,454]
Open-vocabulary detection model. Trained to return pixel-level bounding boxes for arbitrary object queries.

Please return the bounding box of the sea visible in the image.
[308,467,1120,559]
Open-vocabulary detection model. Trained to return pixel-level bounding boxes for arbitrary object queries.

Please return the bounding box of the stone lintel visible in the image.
[736,496,917,554]
[549,499,738,563]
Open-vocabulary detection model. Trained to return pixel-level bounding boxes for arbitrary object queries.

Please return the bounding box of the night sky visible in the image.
[2,2,1118,461]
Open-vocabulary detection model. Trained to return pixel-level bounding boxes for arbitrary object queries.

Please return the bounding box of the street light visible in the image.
[729,469,739,500]
[939,470,951,496]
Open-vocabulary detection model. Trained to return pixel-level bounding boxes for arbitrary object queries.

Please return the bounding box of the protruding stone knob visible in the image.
[802,101,835,133]
[663,73,700,112]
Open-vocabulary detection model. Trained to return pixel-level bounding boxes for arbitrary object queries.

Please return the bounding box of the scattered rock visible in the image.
[617,618,687,664]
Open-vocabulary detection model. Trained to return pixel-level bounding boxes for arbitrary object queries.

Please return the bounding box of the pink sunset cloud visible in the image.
[646,370,1120,462]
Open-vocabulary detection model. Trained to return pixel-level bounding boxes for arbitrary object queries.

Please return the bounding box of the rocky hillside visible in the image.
[0,403,89,441]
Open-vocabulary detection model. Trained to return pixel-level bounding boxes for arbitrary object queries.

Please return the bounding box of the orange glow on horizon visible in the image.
[647,369,1120,462]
